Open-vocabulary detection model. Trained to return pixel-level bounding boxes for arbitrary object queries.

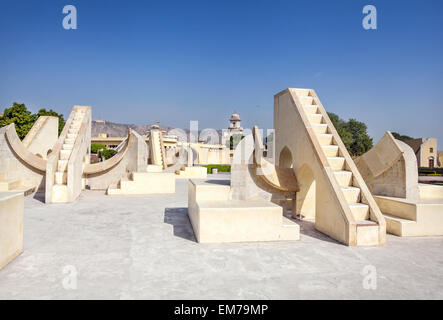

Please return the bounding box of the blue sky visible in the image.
[0,0,442,148]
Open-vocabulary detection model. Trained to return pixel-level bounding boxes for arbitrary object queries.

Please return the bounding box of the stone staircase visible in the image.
[107,171,175,195]
[51,109,88,202]
[149,129,167,169]
[375,195,443,237]
[292,88,384,245]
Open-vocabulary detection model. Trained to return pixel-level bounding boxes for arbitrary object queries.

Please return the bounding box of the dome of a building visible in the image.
[230,113,241,121]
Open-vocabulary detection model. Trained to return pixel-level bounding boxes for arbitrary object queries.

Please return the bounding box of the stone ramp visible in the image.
[274,88,386,246]
[355,131,419,199]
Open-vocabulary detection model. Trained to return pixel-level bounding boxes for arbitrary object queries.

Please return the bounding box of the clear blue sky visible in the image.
[1,0,442,148]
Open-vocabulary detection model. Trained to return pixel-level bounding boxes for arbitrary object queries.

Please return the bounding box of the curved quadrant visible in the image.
[252,126,299,193]
[86,129,154,191]
[0,121,54,195]
[83,134,130,175]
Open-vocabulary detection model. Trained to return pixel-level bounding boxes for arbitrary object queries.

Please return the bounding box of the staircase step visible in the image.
[55,171,67,185]
[333,170,353,186]
[0,179,21,191]
[303,105,318,114]
[317,134,334,146]
[68,128,78,134]
[356,220,377,226]
[356,221,380,246]
[349,203,370,220]
[327,156,346,170]
[312,124,328,134]
[63,144,74,150]
[322,145,339,157]
[106,184,121,195]
[60,149,72,160]
[307,113,323,124]
[383,213,416,236]
[383,213,415,224]
[67,133,76,139]
[52,185,68,203]
[341,186,361,203]
[64,138,75,144]
[107,188,121,195]
[147,165,163,173]
[299,96,315,105]
[292,88,311,96]
[57,160,68,172]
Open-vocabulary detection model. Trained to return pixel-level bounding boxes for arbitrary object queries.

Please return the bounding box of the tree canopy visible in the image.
[99,148,117,160]
[391,132,414,142]
[37,108,66,135]
[91,143,106,154]
[327,112,373,157]
[0,103,65,139]
[0,103,37,139]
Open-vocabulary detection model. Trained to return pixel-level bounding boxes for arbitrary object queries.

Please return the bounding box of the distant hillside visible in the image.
[92,120,173,137]
[92,120,228,144]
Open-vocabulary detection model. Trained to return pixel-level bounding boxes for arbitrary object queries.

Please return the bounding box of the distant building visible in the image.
[228,112,243,133]
[403,138,439,168]
[90,154,100,163]
[222,112,244,148]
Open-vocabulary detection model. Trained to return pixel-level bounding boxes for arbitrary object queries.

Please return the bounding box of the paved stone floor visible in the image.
[1,175,443,299]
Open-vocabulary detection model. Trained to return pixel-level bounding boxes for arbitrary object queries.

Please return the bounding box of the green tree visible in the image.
[91,143,106,154]
[327,112,373,157]
[37,108,66,135]
[391,132,414,142]
[99,149,117,160]
[0,103,37,139]
[343,119,373,156]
